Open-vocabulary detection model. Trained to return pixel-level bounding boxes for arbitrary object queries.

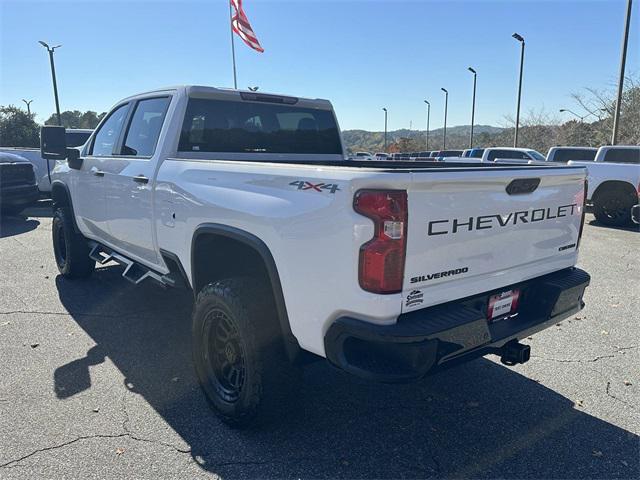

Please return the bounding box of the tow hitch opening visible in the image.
[500,341,531,366]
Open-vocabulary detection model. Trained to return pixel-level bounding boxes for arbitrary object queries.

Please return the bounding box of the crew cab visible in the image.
[0,128,92,194]
[568,145,640,226]
[41,86,591,426]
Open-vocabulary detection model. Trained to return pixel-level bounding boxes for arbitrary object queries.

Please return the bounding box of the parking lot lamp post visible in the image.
[383,108,388,151]
[512,33,525,147]
[22,99,33,116]
[441,88,448,149]
[468,67,477,148]
[612,0,633,145]
[559,108,586,122]
[38,41,62,126]
[423,100,430,150]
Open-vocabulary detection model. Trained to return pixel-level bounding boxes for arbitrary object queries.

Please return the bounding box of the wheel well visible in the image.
[192,234,270,294]
[51,182,70,208]
[191,226,302,361]
[592,181,636,203]
[50,182,81,233]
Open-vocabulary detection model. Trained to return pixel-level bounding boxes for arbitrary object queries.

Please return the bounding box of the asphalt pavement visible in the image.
[0,202,638,479]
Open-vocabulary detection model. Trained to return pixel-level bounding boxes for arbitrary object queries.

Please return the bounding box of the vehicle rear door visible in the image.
[101,96,171,267]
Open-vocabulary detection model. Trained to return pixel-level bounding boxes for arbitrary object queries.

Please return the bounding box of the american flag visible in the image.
[230,0,264,53]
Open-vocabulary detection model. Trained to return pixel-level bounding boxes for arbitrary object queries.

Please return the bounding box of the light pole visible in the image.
[441,88,448,149]
[22,99,33,116]
[612,0,633,145]
[38,41,62,126]
[468,67,477,148]
[512,33,525,147]
[423,100,430,151]
[382,108,388,151]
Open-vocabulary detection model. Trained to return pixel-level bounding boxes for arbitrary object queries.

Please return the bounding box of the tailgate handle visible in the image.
[506,178,540,195]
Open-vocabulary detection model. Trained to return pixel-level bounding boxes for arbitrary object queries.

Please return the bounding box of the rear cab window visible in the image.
[65,131,91,148]
[603,148,640,164]
[178,97,342,155]
[551,149,597,162]
[488,150,528,161]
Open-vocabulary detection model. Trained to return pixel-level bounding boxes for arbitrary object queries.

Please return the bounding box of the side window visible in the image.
[487,150,502,161]
[121,97,171,157]
[90,104,129,156]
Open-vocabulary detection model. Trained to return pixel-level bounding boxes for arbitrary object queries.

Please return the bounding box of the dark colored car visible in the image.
[0,152,39,215]
[433,150,464,158]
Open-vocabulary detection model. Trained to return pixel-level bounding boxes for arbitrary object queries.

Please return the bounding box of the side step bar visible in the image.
[88,241,178,287]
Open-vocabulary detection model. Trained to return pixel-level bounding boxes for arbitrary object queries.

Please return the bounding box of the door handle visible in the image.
[92,170,105,177]
[132,175,149,184]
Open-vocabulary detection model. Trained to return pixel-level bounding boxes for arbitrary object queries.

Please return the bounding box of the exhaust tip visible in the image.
[500,341,531,366]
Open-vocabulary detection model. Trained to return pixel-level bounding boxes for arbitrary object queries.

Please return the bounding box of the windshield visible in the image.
[179,98,342,154]
[528,150,546,161]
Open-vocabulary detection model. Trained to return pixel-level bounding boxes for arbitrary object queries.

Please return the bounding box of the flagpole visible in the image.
[229,0,238,89]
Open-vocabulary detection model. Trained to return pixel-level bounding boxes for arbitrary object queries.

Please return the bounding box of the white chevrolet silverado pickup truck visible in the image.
[41,86,591,426]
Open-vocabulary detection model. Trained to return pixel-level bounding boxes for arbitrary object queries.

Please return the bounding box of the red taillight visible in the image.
[577,179,588,249]
[354,190,408,294]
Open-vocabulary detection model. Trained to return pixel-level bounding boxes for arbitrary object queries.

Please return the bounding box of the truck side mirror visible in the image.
[41,126,67,160]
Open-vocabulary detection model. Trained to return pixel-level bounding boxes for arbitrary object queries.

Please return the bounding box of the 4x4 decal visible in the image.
[289,180,341,194]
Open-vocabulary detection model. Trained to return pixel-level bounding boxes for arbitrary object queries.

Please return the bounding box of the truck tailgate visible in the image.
[402,166,586,312]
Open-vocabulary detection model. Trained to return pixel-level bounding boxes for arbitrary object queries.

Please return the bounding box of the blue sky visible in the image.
[1,0,638,131]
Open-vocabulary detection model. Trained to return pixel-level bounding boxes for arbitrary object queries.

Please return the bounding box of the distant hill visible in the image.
[342,125,505,153]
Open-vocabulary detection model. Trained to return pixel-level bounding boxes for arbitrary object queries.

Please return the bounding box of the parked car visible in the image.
[546,146,597,163]
[568,145,640,226]
[373,152,389,160]
[41,85,591,426]
[464,148,485,158]
[0,152,39,215]
[354,151,373,160]
[0,128,92,194]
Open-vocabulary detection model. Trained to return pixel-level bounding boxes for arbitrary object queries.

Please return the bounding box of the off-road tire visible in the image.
[52,207,95,278]
[593,189,635,227]
[192,277,299,428]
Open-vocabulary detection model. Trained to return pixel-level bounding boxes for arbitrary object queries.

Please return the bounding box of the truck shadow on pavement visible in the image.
[54,266,638,479]
[0,214,39,238]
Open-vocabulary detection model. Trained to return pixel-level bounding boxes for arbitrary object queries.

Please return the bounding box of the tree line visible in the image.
[343,78,640,154]
[0,108,105,147]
